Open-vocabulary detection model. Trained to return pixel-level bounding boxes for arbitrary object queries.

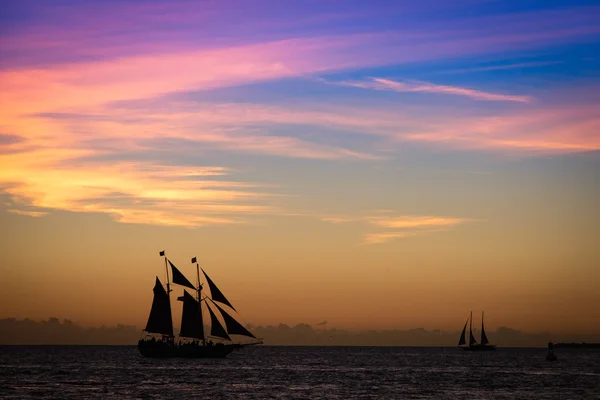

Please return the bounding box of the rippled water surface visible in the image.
[1,346,599,399]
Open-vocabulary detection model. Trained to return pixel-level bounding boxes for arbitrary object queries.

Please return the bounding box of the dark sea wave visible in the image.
[0,346,598,399]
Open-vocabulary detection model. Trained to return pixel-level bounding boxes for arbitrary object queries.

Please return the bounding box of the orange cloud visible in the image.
[362,216,469,244]
[362,227,463,244]
[6,209,48,217]
[363,231,426,244]
[368,216,467,229]
[2,98,596,227]
[320,217,354,224]
[1,158,276,227]
[321,214,470,244]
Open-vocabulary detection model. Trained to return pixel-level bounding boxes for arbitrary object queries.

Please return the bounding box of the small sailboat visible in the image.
[137,251,262,358]
[458,311,496,351]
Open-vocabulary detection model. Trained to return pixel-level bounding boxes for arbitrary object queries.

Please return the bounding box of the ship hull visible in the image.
[138,339,241,358]
[462,344,496,351]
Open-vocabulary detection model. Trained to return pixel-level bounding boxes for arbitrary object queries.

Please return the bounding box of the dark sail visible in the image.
[144,277,174,336]
[469,326,478,346]
[469,311,477,346]
[213,302,256,338]
[169,260,196,290]
[458,318,468,346]
[202,269,236,311]
[481,312,489,345]
[178,291,204,339]
[207,303,231,340]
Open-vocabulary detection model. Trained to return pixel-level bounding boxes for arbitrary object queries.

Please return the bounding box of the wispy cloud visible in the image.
[331,77,532,102]
[2,99,596,227]
[6,209,48,218]
[1,160,277,227]
[321,217,354,224]
[362,230,444,244]
[362,215,470,244]
[321,213,471,244]
[24,105,381,161]
[368,215,467,229]
[439,61,565,75]
[401,106,600,152]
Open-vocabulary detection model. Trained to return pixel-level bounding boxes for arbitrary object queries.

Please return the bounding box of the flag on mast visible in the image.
[191,257,197,264]
[159,250,165,256]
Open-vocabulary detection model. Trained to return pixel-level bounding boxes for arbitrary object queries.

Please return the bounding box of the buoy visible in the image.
[546,341,557,361]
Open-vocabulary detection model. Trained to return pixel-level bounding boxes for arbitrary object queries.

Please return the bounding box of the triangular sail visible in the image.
[458,318,468,346]
[178,291,204,339]
[202,269,236,311]
[469,311,477,346]
[213,301,256,338]
[144,277,174,336]
[169,260,196,290]
[207,303,231,340]
[481,311,489,345]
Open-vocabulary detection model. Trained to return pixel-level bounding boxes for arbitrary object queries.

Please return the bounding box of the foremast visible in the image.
[141,250,174,338]
[192,256,201,303]
[161,250,171,295]
[161,250,173,337]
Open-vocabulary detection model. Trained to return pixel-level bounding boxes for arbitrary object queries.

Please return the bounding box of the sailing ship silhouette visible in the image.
[138,251,262,358]
[458,311,496,351]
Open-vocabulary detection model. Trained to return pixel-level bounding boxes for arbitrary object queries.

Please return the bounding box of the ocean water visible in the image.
[0,346,599,399]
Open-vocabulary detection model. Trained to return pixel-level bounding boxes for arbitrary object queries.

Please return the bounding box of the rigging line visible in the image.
[205,297,230,337]
[206,297,260,342]
[205,298,231,329]
[207,294,254,329]
[200,297,209,339]
[205,297,222,313]
[205,335,229,341]
[194,262,211,329]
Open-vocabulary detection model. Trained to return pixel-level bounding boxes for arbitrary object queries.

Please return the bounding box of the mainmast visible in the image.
[160,250,171,294]
[159,250,173,337]
[192,256,201,302]
[192,256,204,342]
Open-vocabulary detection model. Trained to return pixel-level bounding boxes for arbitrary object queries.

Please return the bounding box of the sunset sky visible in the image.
[1,0,598,335]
